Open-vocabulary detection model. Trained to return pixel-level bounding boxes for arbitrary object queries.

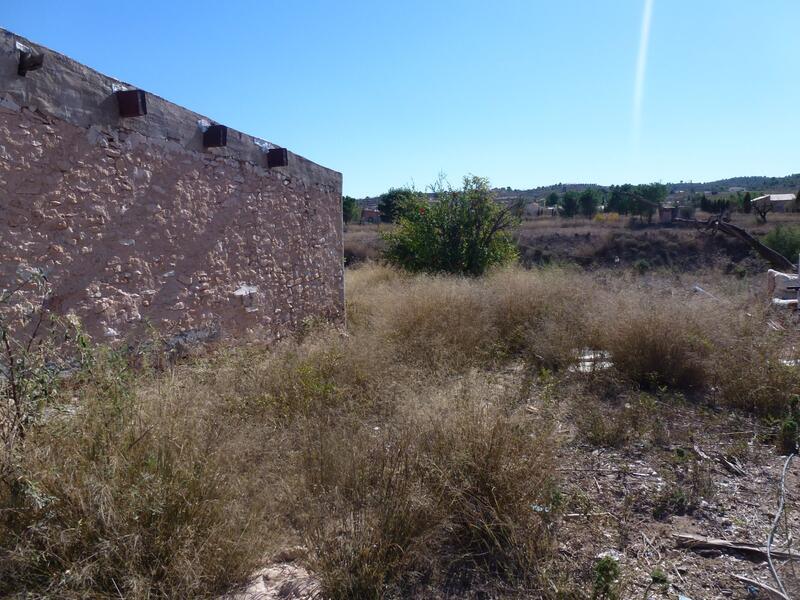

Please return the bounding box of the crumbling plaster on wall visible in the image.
[0,29,343,344]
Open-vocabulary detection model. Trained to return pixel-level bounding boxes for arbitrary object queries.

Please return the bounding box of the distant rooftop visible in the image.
[753,193,796,203]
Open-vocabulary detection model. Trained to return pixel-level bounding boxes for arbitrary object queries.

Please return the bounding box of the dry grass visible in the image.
[343,224,387,265]
[345,216,782,271]
[303,382,558,598]
[2,262,798,598]
[0,351,270,598]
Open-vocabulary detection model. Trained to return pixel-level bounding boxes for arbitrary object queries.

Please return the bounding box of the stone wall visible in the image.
[0,29,343,344]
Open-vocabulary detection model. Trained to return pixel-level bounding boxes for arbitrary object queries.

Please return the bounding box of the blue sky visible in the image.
[4,1,798,197]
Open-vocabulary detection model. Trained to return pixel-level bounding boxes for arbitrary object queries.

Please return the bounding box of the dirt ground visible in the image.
[551,388,800,599]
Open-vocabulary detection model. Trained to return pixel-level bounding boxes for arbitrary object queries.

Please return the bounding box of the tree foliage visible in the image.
[606,183,666,222]
[560,191,579,217]
[579,188,598,218]
[382,176,519,276]
[742,192,752,214]
[342,195,360,224]
[378,187,420,223]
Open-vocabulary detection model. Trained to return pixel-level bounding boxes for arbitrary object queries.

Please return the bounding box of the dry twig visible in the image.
[731,574,789,600]
[673,533,800,562]
[766,453,794,599]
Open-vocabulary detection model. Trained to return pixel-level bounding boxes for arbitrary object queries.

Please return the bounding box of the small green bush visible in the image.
[763,225,800,263]
[778,419,798,455]
[592,556,620,599]
[382,175,519,276]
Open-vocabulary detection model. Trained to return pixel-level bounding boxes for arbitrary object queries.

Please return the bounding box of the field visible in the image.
[3,238,800,598]
[346,212,800,273]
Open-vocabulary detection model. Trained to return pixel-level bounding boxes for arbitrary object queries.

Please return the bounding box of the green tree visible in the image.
[378,187,420,223]
[561,191,579,217]
[742,191,752,214]
[579,188,598,218]
[607,185,633,214]
[342,195,360,224]
[633,183,666,223]
[382,175,519,276]
[545,191,560,207]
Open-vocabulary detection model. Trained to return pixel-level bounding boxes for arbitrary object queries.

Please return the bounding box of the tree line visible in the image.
[345,184,800,226]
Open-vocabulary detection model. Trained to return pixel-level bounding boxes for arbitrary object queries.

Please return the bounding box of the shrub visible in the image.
[577,401,639,448]
[342,195,360,223]
[763,225,800,263]
[778,419,798,455]
[382,175,519,276]
[363,266,595,372]
[652,453,714,519]
[386,276,495,369]
[592,556,620,599]
[420,397,557,582]
[560,191,579,218]
[632,258,651,274]
[488,267,596,369]
[0,269,71,465]
[303,422,434,600]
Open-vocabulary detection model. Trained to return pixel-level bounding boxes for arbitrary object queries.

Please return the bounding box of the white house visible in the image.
[752,193,797,213]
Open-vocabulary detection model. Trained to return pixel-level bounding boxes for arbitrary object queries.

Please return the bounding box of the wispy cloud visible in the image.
[633,0,654,150]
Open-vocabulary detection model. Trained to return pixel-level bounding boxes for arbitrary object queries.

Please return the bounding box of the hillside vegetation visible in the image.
[2,263,798,598]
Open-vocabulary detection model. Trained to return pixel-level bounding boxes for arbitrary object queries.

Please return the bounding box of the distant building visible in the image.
[524,202,545,218]
[752,194,797,213]
[360,208,382,224]
[658,204,679,224]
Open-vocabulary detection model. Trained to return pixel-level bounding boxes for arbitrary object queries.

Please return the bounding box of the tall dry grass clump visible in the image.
[347,263,598,372]
[709,308,800,416]
[600,294,714,391]
[347,264,798,416]
[488,267,598,369]
[301,381,559,599]
[0,350,270,598]
[588,277,799,413]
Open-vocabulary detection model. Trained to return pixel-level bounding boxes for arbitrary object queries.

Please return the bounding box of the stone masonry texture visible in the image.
[0,29,343,345]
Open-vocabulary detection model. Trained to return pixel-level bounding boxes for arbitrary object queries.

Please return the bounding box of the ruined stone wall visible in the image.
[0,29,343,344]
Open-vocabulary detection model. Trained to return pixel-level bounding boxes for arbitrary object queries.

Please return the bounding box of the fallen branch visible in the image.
[689,444,746,477]
[556,467,656,477]
[673,533,800,562]
[718,455,747,477]
[563,511,618,521]
[675,216,795,271]
[731,574,789,600]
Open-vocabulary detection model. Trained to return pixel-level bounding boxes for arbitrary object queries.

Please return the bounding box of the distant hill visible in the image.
[492,174,800,202]
[671,173,800,194]
[359,173,800,203]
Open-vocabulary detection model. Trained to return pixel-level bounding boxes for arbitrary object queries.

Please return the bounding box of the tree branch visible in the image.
[675,216,796,271]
